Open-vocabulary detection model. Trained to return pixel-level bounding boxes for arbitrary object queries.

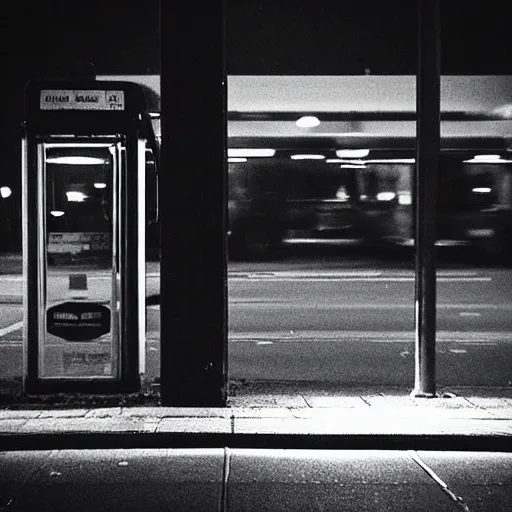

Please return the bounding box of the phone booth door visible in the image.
[35,139,125,381]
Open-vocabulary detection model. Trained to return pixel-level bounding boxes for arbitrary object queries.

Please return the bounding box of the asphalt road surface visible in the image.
[227,266,512,387]
[1,260,512,387]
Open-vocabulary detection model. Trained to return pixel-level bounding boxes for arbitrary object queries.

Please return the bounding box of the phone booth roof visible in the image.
[24,79,159,136]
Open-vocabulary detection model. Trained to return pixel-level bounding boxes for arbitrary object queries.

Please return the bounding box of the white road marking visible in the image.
[234,271,383,278]
[459,312,481,317]
[229,276,491,282]
[0,321,23,337]
[2,329,504,347]
[229,302,512,310]
[228,330,508,343]
[228,269,492,282]
[229,270,482,277]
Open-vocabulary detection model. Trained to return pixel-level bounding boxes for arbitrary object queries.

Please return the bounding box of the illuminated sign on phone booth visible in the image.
[22,80,159,393]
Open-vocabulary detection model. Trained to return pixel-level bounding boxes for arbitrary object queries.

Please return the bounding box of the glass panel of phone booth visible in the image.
[38,141,123,379]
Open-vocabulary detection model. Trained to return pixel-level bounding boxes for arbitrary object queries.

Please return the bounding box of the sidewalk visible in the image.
[2,384,512,437]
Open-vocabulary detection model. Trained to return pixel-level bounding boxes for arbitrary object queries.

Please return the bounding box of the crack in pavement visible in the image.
[407,450,471,511]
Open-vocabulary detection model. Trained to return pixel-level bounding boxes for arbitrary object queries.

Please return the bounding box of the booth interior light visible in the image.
[66,191,88,202]
[336,149,370,158]
[365,158,416,164]
[464,155,512,164]
[296,116,320,128]
[290,154,326,160]
[228,148,275,157]
[94,183,107,189]
[377,192,396,201]
[228,157,248,163]
[475,154,501,161]
[50,210,65,217]
[46,156,108,165]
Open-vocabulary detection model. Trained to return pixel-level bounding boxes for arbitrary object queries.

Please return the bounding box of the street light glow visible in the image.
[464,155,512,164]
[228,148,275,157]
[377,192,396,201]
[296,116,320,128]
[290,154,325,160]
[336,149,370,158]
[0,186,12,198]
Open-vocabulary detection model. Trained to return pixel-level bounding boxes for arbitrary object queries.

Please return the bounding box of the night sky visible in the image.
[2,0,511,189]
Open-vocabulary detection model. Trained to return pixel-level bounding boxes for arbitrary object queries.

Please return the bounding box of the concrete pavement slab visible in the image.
[232,407,295,419]
[20,417,162,433]
[465,397,512,408]
[0,410,42,419]
[121,407,231,418]
[85,408,123,418]
[38,409,89,418]
[302,396,370,408]
[156,417,232,433]
[234,418,317,434]
[0,420,28,432]
[487,407,512,419]
[228,394,310,408]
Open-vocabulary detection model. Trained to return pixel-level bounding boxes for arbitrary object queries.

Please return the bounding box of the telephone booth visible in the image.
[22,80,159,393]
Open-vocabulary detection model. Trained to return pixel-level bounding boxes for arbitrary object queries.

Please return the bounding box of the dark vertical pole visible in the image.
[121,128,141,392]
[412,0,440,397]
[159,1,228,405]
[23,128,40,394]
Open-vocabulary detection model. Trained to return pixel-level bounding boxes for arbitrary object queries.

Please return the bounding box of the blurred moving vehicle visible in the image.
[227,135,512,261]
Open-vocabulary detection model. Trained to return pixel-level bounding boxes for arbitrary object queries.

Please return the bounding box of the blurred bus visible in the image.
[227,135,512,261]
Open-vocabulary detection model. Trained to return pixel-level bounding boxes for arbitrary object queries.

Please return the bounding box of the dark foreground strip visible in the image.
[0,433,510,452]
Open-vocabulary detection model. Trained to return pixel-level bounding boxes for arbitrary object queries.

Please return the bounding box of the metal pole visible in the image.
[412,0,440,397]
[159,0,228,406]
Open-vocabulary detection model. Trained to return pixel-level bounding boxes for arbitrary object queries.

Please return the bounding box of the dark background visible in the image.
[1,0,511,194]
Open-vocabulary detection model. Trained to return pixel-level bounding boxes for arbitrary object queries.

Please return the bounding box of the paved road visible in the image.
[227,268,512,332]
[2,262,512,387]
